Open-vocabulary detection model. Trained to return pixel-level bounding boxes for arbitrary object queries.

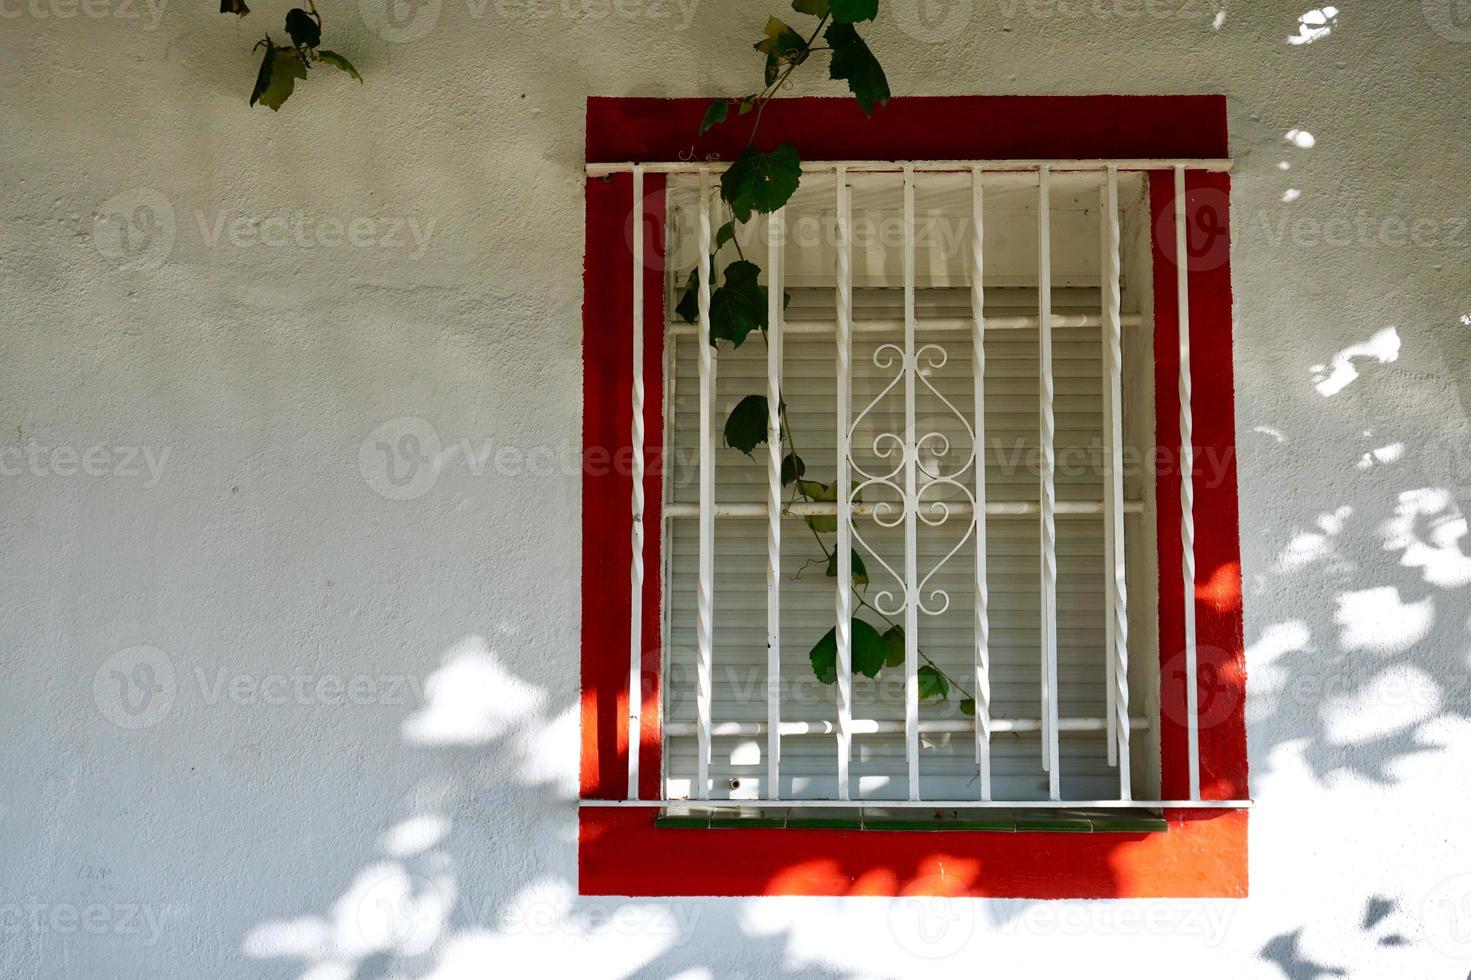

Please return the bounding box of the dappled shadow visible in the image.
[238,634,845,980]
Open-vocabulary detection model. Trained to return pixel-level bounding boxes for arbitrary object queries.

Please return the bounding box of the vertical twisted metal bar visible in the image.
[970,166,992,800]
[834,168,854,802]
[695,169,715,800]
[766,206,784,799]
[1175,165,1200,801]
[1102,166,1131,799]
[627,166,645,800]
[902,166,920,801]
[1038,165,1061,799]
[660,313,677,803]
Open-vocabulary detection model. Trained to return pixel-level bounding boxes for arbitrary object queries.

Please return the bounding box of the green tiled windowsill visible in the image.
[655,806,1168,833]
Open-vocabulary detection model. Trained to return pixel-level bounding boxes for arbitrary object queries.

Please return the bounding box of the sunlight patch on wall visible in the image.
[1246,621,1312,724]
[420,879,682,980]
[243,859,457,972]
[1322,665,1442,744]
[334,861,456,959]
[1289,7,1339,45]
[1356,442,1404,471]
[1275,505,1353,572]
[1310,326,1401,397]
[1383,488,1471,588]
[380,814,451,857]
[1285,128,1317,149]
[402,635,545,746]
[517,700,581,799]
[1334,587,1432,653]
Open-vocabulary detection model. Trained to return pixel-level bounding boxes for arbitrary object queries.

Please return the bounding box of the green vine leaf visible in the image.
[826,22,890,116]
[918,663,949,701]
[780,452,805,486]
[959,697,976,716]
[724,394,770,456]
[709,260,768,346]
[674,261,770,348]
[795,479,861,533]
[824,547,868,587]
[791,0,827,14]
[796,479,837,533]
[882,625,904,667]
[700,99,729,134]
[251,45,307,111]
[674,269,699,325]
[714,220,736,250]
[317,50,362,83]
[809,618,887,684]
[829,0,878,23]
[720,144,802,222]
[284,8,321,50]
[755,15,810,85]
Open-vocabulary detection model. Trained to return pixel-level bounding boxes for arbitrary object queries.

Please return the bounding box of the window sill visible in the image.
[655,805,1170,833]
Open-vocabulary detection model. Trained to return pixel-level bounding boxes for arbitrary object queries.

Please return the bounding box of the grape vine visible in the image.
[686,1,976,713]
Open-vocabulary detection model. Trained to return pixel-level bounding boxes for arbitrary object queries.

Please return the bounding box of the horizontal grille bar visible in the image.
[664,716,1148,737]
[587,158,1234,176]
[665,501,1144,519]
[667,313,1143,337]
[580,798,1252,809]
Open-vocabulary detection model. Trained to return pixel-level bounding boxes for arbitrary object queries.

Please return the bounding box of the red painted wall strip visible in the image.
[581,172,667,800]
[580,808,1246,899]
[1150,170,1249,802]
[638,175,667,802]
[587,95,1228,164]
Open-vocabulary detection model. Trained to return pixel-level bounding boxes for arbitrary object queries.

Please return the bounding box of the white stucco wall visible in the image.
[3,2,1470,977]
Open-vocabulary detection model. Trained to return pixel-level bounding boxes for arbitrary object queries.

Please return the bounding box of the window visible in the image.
[658,165,1161,806]
[580,96,1249,899]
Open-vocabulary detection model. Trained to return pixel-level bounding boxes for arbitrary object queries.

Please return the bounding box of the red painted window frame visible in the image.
[580,96,1248,899]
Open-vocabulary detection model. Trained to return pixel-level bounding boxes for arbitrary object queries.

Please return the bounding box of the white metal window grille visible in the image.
[588,159,1248,811]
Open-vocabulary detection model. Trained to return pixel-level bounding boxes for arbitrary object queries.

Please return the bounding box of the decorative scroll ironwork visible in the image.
[846,340,980,622]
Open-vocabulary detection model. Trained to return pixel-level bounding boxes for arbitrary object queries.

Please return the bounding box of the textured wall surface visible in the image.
[3,2,1470,977]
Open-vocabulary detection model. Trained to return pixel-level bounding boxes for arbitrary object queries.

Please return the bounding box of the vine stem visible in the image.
[708,12,975,712]
[854,594,977,704]
[747,12,832,148]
